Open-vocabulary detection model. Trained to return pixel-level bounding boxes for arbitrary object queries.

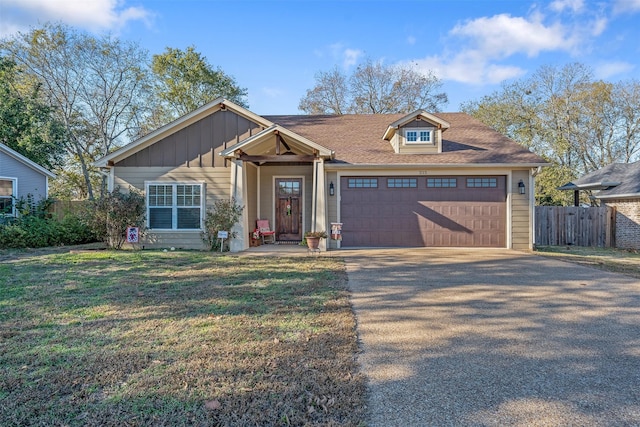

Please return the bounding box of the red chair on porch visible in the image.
[257,219,276,244]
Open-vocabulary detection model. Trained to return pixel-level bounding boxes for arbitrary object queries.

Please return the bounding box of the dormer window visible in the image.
[405,128,434,144]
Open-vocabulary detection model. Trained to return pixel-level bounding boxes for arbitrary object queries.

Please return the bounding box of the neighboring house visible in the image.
[0,143,56,217]
[95,98,547,251]
[558,161,640,249]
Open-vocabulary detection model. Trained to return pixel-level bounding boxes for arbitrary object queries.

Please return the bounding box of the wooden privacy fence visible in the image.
[535,206,616,247]
[49,200,87,220]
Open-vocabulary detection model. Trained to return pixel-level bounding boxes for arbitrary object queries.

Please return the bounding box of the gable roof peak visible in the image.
[383,110,451,141]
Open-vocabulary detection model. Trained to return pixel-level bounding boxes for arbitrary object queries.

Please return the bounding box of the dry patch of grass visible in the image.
[535,246,640,279]
[0,250,365,426]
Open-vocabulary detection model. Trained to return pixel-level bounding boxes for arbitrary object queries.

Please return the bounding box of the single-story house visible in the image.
[558,161,640,249]
[0,143,56,216]
[95,98,548,251]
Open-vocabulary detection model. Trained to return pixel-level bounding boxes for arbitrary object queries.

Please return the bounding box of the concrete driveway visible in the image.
[343,248,640,426]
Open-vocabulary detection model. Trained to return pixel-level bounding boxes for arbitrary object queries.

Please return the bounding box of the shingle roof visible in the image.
[264,113,547,166]
[564,161,640,198]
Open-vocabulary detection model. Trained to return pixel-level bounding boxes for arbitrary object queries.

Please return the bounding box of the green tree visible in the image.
[0,56,65,169]
[150,46,248,123]
[1,23,152,199]
[299,58,447,114]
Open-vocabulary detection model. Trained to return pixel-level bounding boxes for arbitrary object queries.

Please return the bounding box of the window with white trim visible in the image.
[404,128,434,144]
[147,183,203,229]
[0,178,16,216]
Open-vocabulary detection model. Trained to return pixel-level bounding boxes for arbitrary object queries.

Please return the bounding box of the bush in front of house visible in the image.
[202,197,243,251]
[0,198,97,249]
[84,186,146,249]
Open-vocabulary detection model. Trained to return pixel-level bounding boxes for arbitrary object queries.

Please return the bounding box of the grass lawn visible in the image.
[535,245,640,279]
[0,250,365,426]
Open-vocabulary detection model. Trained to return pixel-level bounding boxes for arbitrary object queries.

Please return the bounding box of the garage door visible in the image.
[340,176,506,247]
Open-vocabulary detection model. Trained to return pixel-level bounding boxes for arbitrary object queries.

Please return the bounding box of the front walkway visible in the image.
[343,248,640,426]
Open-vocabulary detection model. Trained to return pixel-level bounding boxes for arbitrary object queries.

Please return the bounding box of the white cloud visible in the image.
[595,61,635,78]
[407,35,416,45]
[326,42,363,69]
[591,17,608,36]
[412,52,526,85]
[409,12,579,86]
[613,0,640,14]
[0,0,153,36]
[343,48,363,68]
[549,0,585,13]
[450,13,575,58]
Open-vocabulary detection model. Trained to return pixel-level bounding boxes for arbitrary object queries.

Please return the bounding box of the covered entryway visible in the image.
[340,176,506,247]
[220,123,334,251]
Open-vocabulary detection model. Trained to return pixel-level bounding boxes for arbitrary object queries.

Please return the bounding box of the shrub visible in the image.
[201,198,243,251]
[84,186,146,249]
[0,195,97,249]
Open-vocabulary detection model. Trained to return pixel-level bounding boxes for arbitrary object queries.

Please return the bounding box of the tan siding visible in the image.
[114,166,231,249]
[511,170,531,250]
[396,119,441,155]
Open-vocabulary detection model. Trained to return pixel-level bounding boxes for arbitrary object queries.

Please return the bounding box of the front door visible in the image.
[275,178,302,241]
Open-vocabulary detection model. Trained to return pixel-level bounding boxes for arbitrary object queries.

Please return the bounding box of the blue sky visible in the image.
[1,0,639,115]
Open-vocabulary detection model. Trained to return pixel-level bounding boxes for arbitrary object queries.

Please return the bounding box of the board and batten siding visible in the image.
[114,166,231,249]
[0,150,48,201]
[511,169,531,250]
[115,110,263,168]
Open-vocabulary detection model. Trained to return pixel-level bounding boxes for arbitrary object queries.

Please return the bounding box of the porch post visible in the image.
[312,159,327,251]
[230,159,248,252]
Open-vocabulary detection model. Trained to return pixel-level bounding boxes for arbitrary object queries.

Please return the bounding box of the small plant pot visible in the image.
[306,236,321,250]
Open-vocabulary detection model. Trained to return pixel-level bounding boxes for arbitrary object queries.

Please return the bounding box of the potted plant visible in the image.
[303,230,327,250]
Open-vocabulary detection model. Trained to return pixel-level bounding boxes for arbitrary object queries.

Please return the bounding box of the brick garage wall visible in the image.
[604,199,640,249]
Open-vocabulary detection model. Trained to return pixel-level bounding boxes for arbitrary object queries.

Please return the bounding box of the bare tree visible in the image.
[299,59,447,114]
[298,67,349,115]
[1,23,151,199]
[462,62,640,205]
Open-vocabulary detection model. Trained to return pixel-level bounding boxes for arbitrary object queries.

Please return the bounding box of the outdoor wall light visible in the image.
[329,181,335,196]
[518,179,526,195]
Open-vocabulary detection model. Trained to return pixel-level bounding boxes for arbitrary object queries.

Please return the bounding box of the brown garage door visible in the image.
[340,176,506,247]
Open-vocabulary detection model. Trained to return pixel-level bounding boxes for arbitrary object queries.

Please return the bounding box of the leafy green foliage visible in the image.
[151,46,248,119]
[0,197,96,248]
[201,198,243,251]
[0,56,65,169]
[84,186,146,249]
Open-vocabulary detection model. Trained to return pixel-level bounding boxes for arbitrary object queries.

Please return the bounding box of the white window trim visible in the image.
[0,177,17,217]
[145,181,205,231]
[404,128,435,145]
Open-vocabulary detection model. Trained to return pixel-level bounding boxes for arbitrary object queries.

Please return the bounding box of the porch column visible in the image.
[312,159,327,251]
[230,159,248,252]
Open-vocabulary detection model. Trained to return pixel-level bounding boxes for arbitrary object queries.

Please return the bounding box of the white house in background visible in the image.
[0,143,56,216]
